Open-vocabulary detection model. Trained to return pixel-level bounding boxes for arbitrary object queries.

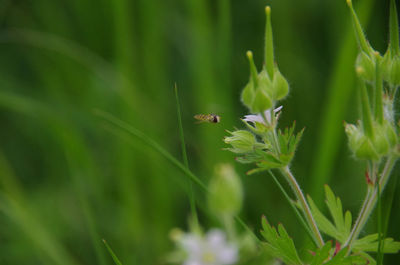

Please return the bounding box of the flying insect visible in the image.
[194,114,221,123]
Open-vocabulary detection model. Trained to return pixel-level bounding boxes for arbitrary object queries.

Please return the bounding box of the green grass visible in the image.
[0,0,399,264]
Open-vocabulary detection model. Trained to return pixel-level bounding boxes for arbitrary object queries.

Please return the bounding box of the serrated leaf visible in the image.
[256,151,284,169]
[323,186,351,242]
[310,241,332,265]
[261,217,303,265]
[308,195,338,239]
[323,248,367,265]
[344,211,352,236]
[353,234,400,253]
[354,251,376,265]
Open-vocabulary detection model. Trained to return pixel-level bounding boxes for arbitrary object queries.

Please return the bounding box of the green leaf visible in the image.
[353,234,400,253]
[103,240,123,265]
[307,187,352,244]
[324,185,352,242]
[275,122,304,167]
[323,248,364,265]
[308,195,338,240]
[310,241,332,265]
[353,251,376,265]
[260,217,303,265]
[309,243,369,265]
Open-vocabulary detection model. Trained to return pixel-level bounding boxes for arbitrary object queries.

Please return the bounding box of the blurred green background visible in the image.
[0,0,399,264]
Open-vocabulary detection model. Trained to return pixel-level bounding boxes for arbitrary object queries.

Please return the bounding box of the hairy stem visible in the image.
[281,167,324,247]
[344,156,397,250]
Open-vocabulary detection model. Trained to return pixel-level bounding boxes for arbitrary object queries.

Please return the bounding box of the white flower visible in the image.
[243,106,283,125]
[179,229,238,265]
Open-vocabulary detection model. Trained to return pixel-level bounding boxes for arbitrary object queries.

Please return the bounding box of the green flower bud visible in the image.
[241,52,273,114]
[241,82,255,109]
[356,136,379,160]
[272,69,289,100]
[252,88,272,113]
[372,123,390,155]
[345,123,379,160]
[382,54,400,87]
[356,52,375,83]
[345,120,398,160]
[257,69,273,96]
[208,164,243,218]
[384,121,398,147]
[224,130,256,154]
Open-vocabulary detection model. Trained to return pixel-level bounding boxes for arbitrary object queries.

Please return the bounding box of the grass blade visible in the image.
[174,84,198,222]
[103,240,123,265]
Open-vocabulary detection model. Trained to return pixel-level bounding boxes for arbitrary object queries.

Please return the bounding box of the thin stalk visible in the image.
[268,170,317,245]
[174,85,198,224]
[344,156,397,250]
[280,167,324,247]
[377,180,383,265]
[374,53,384,124]
[380,161,399,265]
[223,215,236,241]
[260,112,280,154]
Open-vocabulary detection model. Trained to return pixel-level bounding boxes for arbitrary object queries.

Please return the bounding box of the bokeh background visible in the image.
[0,0,399,264]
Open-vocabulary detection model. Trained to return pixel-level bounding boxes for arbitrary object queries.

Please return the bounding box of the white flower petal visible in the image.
[243,114,264,123]
[180,234,202,255]
[274,105,283,112]
[206,229,225,248]
[217,245,238,265]
[184,260,203,265]
[243,106,283,125]
[179,229,238,265]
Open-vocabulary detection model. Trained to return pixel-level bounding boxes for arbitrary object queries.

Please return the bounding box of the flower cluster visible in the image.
[224,7,302,173]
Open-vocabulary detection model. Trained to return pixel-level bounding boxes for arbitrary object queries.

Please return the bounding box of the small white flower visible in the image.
[179,229,238,265]
[243,106,283,125]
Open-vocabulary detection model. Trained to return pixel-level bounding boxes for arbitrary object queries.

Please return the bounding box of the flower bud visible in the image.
[384,121,398,147]
[345,121,398,160]
[375,120,398,152]
[372,123,390,155]
[241,52,273,114]
[224,130,256,154]
[241,82,255,109]
[382,54,400,87]
[208,164,243,218]
[252,87,272,113]
[272,69,289,100]
[345,123,379,160]
[356,52,375,83]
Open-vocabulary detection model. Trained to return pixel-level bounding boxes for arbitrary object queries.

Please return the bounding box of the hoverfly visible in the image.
[194,114,221,123]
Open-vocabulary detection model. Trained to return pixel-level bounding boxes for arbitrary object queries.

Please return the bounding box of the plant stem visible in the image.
[344,156,397,250]
[268,170,317,245]
[281,167,324,247]
[174,85,198,225]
